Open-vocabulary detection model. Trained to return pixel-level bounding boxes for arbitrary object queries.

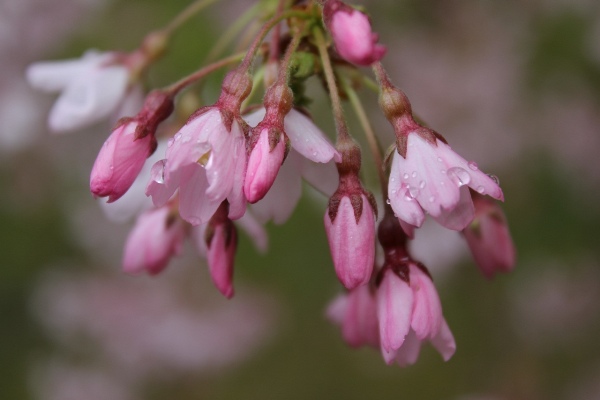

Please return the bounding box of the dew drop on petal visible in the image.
[468,161,479,171]
[386,198,391,204]
[477,186,485,194]
[391,189,397,194]
[487,174,500,185]
[182,134,191,143]
[411,171,417,178]
[408,186,420,199]
[167,138,174,147]
[447,167,471,187]
[437,157,443,162]
[403,173,409,180]
[174,132,182,141]
[428,195,435,203]
[390,177,395,182]
[441,169,447,175]
[419,180,426,189]
[151,160,166,184]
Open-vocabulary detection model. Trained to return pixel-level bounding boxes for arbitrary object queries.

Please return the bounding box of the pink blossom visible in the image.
[244,127,286,203]
[463,194,516,278]
[388,133,503,230]
[26,50,129,132]
[122,205,186,275]
[243,108,340,223]
[90,119,155,203]
[324,194,376,289]
[146,107,247,226]
[326,284,379,348]
[377,263,455,366]
[324,0,386,66]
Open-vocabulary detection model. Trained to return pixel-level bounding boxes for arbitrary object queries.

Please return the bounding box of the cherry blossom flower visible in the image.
[377,262,456,366]
[146,107,247,226]
[26,50,130,132]
[122,205,186,275]
[243,108,340,223]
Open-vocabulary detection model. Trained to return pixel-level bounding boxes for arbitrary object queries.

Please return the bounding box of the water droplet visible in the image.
[437,157,443,162]
[441,169,447,175]
[403,173,409,180]
[394,213,398,217]
[188,217,201,225]
[182,135,191,143]
[174,132,182,141]
[487,174,500,185]
[408,186,420,199]
[167,138,174,147]
[386,199,391,204]
[109,165,114,170]
[419,180,426,189]
[411,171,417,178]
[151,160,166,184]
[477,186,485,193]
[391,189,397,194]
[468,161,479,171]
[428,195,435,203]
[447,167,471,187]
[390,177,395,182]
[312,151,317,156]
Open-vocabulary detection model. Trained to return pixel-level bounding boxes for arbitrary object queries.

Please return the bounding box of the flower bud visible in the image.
[90,119,156,202]
[205,203,237,299]
[244,126,287,203]
[323,0,386,66]
[463,194,516,278]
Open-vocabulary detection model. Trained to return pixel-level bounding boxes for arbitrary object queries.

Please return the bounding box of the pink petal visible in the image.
[392,329,422,367]
[409,264,443,340]
[244,127,285,203]
[178,164,221,226]
[284,109,340,163]
[207,224,236,299]
[226,135,248,220]
[377,269,414,353]
[389,151,425,227]
[433,186,475,230]
[431,319,456,361]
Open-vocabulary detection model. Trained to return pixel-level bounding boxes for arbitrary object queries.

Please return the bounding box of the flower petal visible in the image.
[285,109,340,163]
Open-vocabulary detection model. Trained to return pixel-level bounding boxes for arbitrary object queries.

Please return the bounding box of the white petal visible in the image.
[251,151,302,224]
[26,59,89,92]
[389,152,425,227]
[48,65,128,132]
[300,158,339,196]
[285,109,340,163]
[431,319,456,361]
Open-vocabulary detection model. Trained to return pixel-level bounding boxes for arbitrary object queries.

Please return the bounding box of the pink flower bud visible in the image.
[325,194,376,289]
[324,0,386,66]
[463,194,516,278]
[90,119,155,202]
[122,206,186,275]
[244,127,286,203]
[206,221,237,299]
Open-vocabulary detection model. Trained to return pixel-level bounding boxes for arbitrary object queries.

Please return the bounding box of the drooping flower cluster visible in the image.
[27,0,515,367]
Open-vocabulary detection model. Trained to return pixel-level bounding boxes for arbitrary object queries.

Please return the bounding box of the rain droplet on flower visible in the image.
[403,173,409,180]
[419,181,426,189]
[182,134,191,143]
[437,157,443,162]
[441,169,447,175]
[468,161,479,171]
[408,186,420,199]
[447,167,471,187]
[151,160,166,184]
[487,174,500,185]
[428,195,435,203]
[167,138,174,147]
[411,171,417,178]
[391,189,397,194]
[477,186,485,193]
[390,177,395,182]
[174,132,182,141]
[312,151,317,156]
[386,199,391,204]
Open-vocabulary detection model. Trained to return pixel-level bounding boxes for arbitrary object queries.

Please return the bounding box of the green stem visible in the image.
[341,76,388,196]
[165,51,247,95]
[312,26,349,143]
[240,9,312,70]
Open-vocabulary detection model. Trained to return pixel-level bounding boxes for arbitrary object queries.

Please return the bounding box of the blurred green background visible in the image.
[1,0,599,399]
